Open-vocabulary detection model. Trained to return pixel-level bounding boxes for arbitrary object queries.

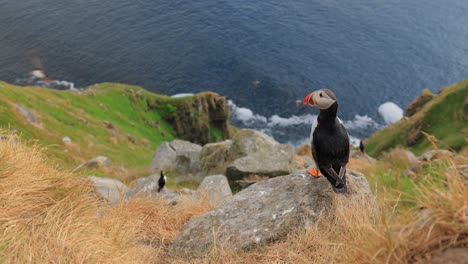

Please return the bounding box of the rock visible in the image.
[350,150,377,163]
[225,130,295,184]
[419,149,453,162]
[150,140,202,175]
[226,150,293,183]
[427,248,468,264]
[126,174,180,204]
[62,136,72,144]
[148,92,230,145]
[403,164,422,177]
[169,169,372,257]
[88,176,128,206]
[194,175,232,206]
[16,104,39,126]
[199,140,232,175]
[149,142,176,171]
[406,88,435,117]
[227,129,280,161]
[86,156,112,169]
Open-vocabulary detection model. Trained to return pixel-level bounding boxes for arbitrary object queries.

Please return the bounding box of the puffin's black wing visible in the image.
[312,118,350,192]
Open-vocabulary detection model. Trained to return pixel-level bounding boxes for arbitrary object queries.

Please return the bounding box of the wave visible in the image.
[15,77,78,91]
[171,93,194,98]
[228,99,386,147]
[378,102,403,125]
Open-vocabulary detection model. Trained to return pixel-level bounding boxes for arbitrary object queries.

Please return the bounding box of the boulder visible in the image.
[225,130,295,184]
[62,136,72,144]
[149,142,176,171]
[199,140,232,174]
[150,140,202,174]
[16,104,39,126]
[227,129,280,161]
[226,149,294,183]
[419,149,453,162]
[193,175,232,206]
[88,176,128,206]
[86,156,112,169]
[126,174,180,204]
[169,169,372,257]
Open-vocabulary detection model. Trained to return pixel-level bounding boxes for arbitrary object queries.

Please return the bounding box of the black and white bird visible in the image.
[303,89,350,193]
[157,170,166,192]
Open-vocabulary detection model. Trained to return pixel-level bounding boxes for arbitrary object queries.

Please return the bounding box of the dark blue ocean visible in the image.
[1,0,467,144]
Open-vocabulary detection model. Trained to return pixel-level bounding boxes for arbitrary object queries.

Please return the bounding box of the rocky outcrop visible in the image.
[169,169,372,257]
[147,92,231,145]
[150,140,202,174]
[199,140,232,175]
[126,174,180,204]
[193,175,232,206]
[406,88,435,117]
[88,176,128,206]
[225,130,295,185]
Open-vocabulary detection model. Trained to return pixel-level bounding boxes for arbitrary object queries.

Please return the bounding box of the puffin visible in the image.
[359,140,365,153]
[157,170,166,192]
[303,89,350,193]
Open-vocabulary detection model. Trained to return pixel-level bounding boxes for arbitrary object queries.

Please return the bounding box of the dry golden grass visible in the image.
[0,136,210,263]
[1,135,466,263]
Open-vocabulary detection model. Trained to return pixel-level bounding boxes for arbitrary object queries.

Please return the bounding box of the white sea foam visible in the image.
[343,114,380,130]
[378,102,403,125]
[171,93,194,98]
[267,114,317,127]
[228,100,268,124]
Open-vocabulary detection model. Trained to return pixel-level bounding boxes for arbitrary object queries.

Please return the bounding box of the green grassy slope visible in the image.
[0,82,210,176]
[366,79,468,156]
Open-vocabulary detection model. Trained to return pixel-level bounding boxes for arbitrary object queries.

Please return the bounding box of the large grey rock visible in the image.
[194,175,232,206]
[199,140,232,175]
[169,169,372,257]
[225,129,295,183]
[86,156,112,169]
[149,142,177,171]
[88,176,128,206]
[226,151,293,181]
[150,140,202,174]
[126,174,180,204]
[16,104,39,126]
[227,129,281,161]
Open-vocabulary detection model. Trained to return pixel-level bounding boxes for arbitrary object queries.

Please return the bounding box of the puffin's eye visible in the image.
[319,93,323,97]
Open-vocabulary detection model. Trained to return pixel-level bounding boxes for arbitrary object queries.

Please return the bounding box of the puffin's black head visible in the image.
[303,89,337,110]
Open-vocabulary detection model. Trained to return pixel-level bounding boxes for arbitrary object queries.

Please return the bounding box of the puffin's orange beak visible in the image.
[303,92,315,106]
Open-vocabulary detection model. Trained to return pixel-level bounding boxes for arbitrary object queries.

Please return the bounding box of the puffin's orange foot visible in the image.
[306,168,322,177]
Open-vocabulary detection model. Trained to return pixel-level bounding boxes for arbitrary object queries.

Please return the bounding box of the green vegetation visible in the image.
[366,79,468,156]
[0,82,218,176]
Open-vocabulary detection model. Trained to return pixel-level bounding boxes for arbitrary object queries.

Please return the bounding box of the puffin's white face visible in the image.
[303,89,337,109]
